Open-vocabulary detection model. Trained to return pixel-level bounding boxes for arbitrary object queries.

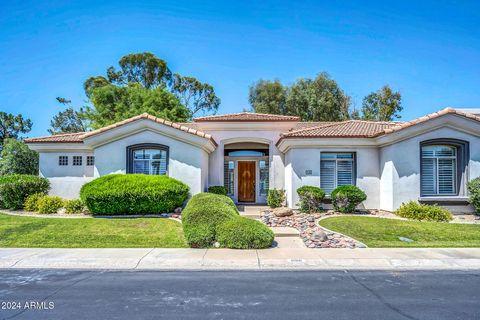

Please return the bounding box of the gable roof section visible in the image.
[25,113,217,146]
[193,112,300,122]
[383,108,480,134]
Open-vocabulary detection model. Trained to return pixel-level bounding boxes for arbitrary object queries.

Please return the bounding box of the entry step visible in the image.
[269,227,300,237]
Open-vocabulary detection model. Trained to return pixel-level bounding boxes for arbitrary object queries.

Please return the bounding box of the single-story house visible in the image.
[25,108,480,213]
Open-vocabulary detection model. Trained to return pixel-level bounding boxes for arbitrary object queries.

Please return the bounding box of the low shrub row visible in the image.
[24,193,88,214]
[395,201,453,222]
[182,193,274,249]
[0,175,50,209]
[80,174,189,215]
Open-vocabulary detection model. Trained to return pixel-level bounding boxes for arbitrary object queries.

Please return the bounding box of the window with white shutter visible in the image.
[320,153,355,194]
[421,145,457,196]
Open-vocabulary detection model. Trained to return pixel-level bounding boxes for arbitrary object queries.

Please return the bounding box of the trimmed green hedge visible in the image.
[80,174,189,215]
[181,193,239,247]
[217,217,274,249]
[0,174,50,209]
[182,192,274,249]
[395,201,453,222]
[207,186,228,195]
[468,177,480,213]
[331,185,367,213]
[297,186,325,213]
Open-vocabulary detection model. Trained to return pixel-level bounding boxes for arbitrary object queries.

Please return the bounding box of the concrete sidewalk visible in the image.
[1,248,480,270]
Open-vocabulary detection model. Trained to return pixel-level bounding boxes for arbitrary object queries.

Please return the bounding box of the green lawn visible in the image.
[0,213,187,248]
[319,216,480,248]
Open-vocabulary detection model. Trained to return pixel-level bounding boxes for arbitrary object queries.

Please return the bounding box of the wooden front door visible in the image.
[238,161,256,202]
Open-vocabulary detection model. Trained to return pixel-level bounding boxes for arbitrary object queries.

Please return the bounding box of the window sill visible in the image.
[418,196,469,202]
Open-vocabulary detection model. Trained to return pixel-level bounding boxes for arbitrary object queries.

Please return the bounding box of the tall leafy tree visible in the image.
[249,80,287,115]
[0,112,32,149]
[172,74,221,117]
[286,73,351,121]
[81,83,190,129]
[0,138,38,175]
[49,97,88,134]
[248,73,351,121]
[360,85,402,121]
[82,52,220,121]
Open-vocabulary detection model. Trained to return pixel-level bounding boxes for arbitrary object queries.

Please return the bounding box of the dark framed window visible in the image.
[320,152,356,194]
[73,156,82,166]
[86,156,95,166]
[58,156,68,166]
[420,139,469,196]
[126,144,169,175]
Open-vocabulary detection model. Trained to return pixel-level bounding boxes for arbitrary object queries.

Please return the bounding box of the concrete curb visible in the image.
[1,248,480,271]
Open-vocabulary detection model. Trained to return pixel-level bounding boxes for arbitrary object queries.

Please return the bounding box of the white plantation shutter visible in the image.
[337,160,353,186]
[320,160,336,193]
[421,158,436,195]
[421,145,456,195]
[320,153,355,194]
[438,158,455,194]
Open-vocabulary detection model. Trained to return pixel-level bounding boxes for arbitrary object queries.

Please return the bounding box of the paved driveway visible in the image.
[1,270,479,319]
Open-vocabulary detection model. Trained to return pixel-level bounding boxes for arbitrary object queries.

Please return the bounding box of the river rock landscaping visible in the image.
[261,209,363,248]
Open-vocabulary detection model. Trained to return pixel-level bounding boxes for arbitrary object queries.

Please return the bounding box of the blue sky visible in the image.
[1,0,479,137]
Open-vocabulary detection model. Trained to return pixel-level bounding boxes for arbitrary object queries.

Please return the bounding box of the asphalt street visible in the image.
[0,269,479,320]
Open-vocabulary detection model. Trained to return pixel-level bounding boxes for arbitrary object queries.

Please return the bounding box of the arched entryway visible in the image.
[223,141,270,203]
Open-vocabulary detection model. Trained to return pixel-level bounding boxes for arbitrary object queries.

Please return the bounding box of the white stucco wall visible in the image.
[39,152,95,178]
[38,152,95,199]
[379,127,480,211]
[94,130,209,195]
[284,147,380,209]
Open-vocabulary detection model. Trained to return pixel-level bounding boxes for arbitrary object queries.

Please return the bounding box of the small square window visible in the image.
[73,156,82,166]
[87,156,95,166]
[59,156,68,166]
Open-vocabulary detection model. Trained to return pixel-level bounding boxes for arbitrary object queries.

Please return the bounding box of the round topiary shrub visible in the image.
[217,217,274,249]
[468,177,480,213]
[181,193,239,248]
[80,174,189,215]
[395,201,453,222]
[331,185,367,213]
[37,196,64,214]
[207,186,228,195]
[23,193,45,212]
[0,174,50,209]
[297,186,325,213]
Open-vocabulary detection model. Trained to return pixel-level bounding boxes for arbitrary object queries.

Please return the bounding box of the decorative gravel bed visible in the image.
[261,210,365,248]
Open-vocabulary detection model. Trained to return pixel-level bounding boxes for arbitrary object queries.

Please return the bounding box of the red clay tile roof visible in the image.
[279,108,480,142]
[24,132,85,143]
[193,112,300,122]
[281,120,399,139]
[25,113,217,145]
[383,108,480,134]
